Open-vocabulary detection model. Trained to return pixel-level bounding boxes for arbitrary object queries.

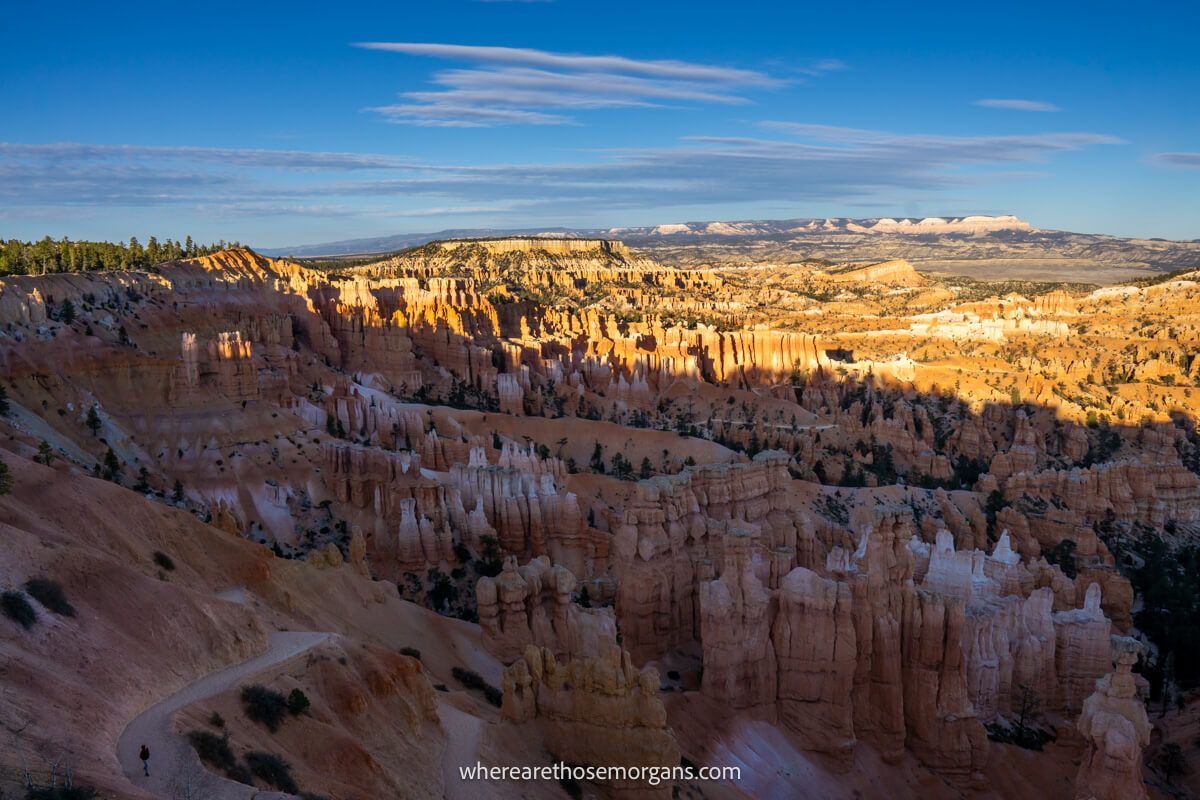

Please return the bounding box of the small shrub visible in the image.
[452,666,502,707]
[243,751,298,794]
[23,577,76,617]
[225,763,253,785]
[287,688,311,716]
[985,721,1055,751]
[152,551,175,571]
[2,590,37,630]
[400,646,422,661]
[187,730,237,772]
[209,711,225,728]
[241,684,289,732]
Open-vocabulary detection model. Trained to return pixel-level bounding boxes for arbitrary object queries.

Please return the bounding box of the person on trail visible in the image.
[139,744,150,776]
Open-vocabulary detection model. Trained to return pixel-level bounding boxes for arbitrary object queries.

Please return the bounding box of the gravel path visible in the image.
[116,631,331,799]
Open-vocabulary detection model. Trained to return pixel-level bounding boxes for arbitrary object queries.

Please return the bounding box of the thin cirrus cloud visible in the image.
[974,98,1062,112]
[0,142,412,171]
[1152,152,1200,169]
[0,124,1120,220]
[354,42,801,127]
[758,122,1120,162]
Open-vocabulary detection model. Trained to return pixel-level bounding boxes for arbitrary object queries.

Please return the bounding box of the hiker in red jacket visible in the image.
[139,744,150,776]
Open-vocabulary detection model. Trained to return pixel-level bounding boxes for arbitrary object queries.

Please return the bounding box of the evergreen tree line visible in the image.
[0,235,241,276]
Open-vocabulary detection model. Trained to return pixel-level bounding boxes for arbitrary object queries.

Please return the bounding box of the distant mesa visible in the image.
[636,215,1032,237]
[429,236,632,258]
[822,258,927,287]
[853,215,1031,235]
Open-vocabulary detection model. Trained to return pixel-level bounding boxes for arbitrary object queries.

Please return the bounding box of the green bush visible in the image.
[23,577,76,617]
[243,751,298,794]
[241,685,289,732]
[287,688,311,716]
[452,666,502,707]
[2,590,37,630]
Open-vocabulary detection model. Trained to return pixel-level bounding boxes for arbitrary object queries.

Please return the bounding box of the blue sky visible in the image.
[3,0,1198,247]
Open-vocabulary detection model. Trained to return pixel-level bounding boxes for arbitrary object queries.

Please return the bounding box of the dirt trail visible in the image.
[116,630,331,799]
[440,701,500,800]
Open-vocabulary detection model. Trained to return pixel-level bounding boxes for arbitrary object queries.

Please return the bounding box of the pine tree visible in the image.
[86,405,102,436]
[610,452,633,480]
[134,466,151,493]
[59,298,75,324]
[639,456,654,480]
[590,442,605,474]
[0,460,11,495]
[127,236,143,267]
[102,448,121,482]
[34,440,54,465]
[0,384,9,416]
[172,478,184,502]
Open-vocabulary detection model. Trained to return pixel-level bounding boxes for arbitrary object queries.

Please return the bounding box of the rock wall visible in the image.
[478,556,617,664]
[502,645,680,799]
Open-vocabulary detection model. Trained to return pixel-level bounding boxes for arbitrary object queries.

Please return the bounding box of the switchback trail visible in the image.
[116,630,331,799]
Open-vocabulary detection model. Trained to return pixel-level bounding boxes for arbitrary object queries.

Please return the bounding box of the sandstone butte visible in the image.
[0,237,1197,799]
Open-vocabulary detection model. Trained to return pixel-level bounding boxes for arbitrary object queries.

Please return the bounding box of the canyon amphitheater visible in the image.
[2,237,1199,800]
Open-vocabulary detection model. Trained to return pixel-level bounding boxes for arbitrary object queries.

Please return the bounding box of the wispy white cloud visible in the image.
[367,103,575,127]
[795,58,849,77]
[354,42,777,83]
[378,204,530,217]
[0,142,411,170]
[354,42,790,126]
[0,124,1119,217]
[1152,152,1200,169]
[759,122,1121,161]
[974,98,1061,112]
